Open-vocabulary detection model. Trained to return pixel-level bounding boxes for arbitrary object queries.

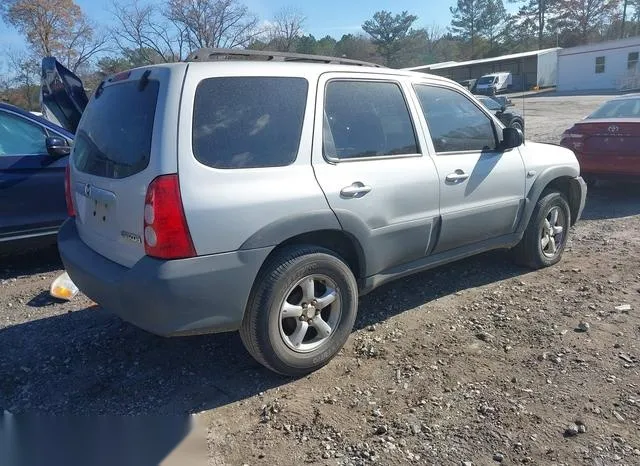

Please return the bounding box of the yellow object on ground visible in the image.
[50,271,79,301]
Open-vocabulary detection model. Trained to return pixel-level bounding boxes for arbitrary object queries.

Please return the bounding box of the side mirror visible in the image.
[502,127,524,149]
[46,136,71,157]
[499,105,506,113]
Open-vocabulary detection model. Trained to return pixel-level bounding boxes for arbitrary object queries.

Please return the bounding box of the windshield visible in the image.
[477,76,497,85]
[478,97,501,111]
[73,79,159,179]
[587,97,640,119]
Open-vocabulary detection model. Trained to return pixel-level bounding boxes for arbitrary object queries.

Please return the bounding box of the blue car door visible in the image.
[0,109,68,241]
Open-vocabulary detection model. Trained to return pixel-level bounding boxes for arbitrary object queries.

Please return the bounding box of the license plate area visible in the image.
[74,183,117,233]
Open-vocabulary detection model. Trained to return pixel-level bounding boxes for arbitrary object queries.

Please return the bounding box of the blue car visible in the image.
[0,58,87,253]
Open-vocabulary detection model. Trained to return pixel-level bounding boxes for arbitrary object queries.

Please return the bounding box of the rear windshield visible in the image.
[73,79,159,179]
[192,77,308,169]
[587,98,640,119]
[477,76,497,85]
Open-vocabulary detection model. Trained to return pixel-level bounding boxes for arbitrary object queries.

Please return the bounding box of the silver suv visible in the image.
[59,49,587,376]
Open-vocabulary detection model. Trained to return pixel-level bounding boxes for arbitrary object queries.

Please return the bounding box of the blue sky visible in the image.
[0,0,518,50]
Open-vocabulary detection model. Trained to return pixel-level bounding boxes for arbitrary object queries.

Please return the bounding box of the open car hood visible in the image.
[40,57,88,133]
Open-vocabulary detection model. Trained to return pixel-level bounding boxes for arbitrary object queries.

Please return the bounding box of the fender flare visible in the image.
[515,165,580,235]
[239,210,342,250]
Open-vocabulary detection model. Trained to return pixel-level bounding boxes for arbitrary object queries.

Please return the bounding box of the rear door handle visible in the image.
[445,171,469,183]
[340,182,372,198]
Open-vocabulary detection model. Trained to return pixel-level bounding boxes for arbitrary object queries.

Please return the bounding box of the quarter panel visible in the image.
[178,65,330,255]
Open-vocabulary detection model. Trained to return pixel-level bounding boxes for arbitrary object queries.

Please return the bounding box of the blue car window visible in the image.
[0,111,47,156]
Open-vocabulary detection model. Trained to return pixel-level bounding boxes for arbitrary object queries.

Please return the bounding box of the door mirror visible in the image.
[46,136,71,157]
[499,104,506,113]
[501,127,524,149]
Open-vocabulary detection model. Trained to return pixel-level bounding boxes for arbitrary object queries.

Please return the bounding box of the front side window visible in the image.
[414,85,497,153]
[595,56,606,74]
[628,52,639,71]
[193,77,308,169]
[323,80,418,159]
[0,111,47,156]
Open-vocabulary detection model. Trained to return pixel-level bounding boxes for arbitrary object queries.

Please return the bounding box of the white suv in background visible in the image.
[59,49,586,376]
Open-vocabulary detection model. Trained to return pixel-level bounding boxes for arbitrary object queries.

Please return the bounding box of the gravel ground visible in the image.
[2,93,640,465]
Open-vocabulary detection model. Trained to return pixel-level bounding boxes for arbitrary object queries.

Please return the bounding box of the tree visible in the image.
[295,34,318,54]
[166,0,260,50]
[362,10,418,66]
[554,0,621,44]
[1,0,107,71]
[315,35,337,56]
[335,34,380,62]
[509,0,560,49]
[480,0,507,50]
[110,0,187,64]
[4,49,40,110]
[267,8,305,52]
[450,0,489,58]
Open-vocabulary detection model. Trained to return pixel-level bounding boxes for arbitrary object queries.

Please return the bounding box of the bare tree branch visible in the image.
[166,0,260,50]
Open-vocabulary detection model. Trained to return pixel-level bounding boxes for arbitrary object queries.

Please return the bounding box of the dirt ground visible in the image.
[1,93,640,466]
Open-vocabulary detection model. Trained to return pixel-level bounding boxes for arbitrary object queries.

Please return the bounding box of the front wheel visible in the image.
[240,245,358,376]
[510,120,524,132]
[513,191,571,269]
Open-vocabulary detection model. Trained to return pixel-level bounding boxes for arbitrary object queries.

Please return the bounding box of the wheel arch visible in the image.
[517,166,581,234]
[272,229,365,280]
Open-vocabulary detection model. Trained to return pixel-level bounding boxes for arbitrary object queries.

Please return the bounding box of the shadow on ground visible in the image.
[1,246,62,280]
[0,250,525,415]
[581,181,640,220]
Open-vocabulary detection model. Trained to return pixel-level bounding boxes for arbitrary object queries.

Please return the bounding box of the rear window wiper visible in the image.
[138,70,151,91]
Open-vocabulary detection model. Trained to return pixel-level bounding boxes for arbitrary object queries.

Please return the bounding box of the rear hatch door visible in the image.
[69,64,187,267]
[41,57,89,133]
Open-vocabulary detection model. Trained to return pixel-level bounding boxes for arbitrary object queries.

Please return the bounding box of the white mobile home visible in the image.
[557,37,640,92]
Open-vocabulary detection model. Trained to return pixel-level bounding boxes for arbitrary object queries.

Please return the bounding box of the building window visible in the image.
[628,52,639,71]
[595,56,605,74]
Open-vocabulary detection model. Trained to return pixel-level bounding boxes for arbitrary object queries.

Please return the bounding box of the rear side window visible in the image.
[323,80,418,159]
[74,80,159,179]
[193,77,308,169]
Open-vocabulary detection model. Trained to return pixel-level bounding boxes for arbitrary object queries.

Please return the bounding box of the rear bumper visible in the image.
[58,219,272,336]
[575,153,640,177]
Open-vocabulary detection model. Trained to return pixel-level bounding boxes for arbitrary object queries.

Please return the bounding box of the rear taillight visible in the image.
[143,174,196,259]
[64,164,75,217]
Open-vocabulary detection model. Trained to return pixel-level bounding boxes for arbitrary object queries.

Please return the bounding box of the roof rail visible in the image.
[185,48,384,68]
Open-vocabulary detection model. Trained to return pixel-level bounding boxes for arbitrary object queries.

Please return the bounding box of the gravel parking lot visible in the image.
[2,93,639,465]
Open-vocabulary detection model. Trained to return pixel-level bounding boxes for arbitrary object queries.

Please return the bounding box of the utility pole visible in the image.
[621,0,628,39]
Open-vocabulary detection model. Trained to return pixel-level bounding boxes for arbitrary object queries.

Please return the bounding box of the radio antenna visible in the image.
[522,57,526,142]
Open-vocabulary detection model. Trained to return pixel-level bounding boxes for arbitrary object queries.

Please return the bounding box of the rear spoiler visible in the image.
[40,57,88,133]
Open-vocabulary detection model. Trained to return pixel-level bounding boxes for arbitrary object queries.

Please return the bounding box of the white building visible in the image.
[406,48,560,91]
[557,37,640,92]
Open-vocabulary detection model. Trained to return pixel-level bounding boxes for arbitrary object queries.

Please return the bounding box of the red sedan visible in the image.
[560,94,640,184]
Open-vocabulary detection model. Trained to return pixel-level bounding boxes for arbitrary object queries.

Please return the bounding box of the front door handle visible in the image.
[340,182,372,198]
[445,170,469,183]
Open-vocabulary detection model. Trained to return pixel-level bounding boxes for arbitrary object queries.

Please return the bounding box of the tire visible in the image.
[513,191,571,269]
[510,120,523,131]
[240,245,358,377]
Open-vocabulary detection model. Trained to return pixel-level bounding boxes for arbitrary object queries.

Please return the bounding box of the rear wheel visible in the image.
[513,191,571,269]
[240,245,358,376]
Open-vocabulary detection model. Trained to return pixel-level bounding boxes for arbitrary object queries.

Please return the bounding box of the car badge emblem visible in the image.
[84,184,91,197]
[608,125,619,133]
